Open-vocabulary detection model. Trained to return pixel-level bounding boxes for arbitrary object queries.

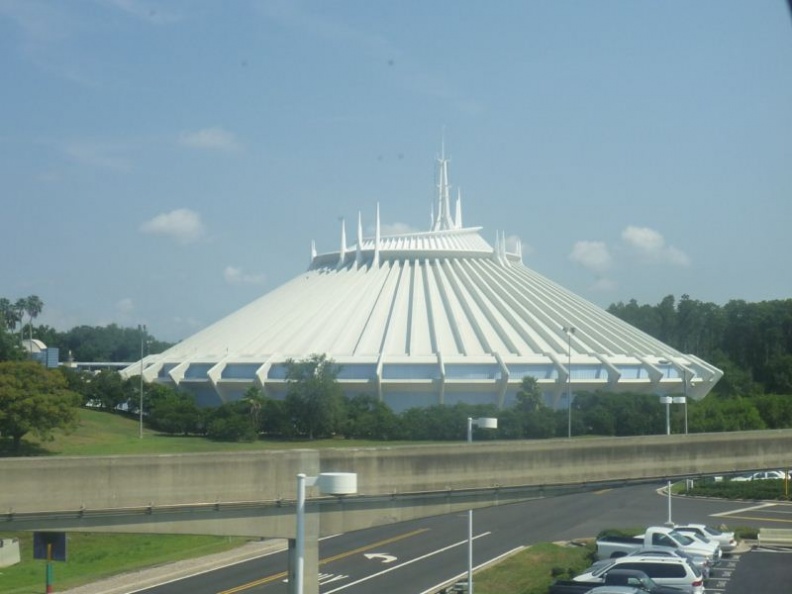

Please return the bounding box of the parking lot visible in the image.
[708,547,792,593]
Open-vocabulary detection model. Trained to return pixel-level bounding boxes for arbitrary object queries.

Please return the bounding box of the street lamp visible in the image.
[661,395,687,436]
[295,472,357,594]
[464,416,497,594]
[138,324,146,439]
[467,417,498,443]
[562,326,576,439]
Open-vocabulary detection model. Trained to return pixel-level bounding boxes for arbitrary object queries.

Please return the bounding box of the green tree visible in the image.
[284,354,345,439]
[242,386,268,430]
[343,394,402,440]
[86,369,132,411]
[205,401,257,442]
[20,295,44,349]
[148,388,203,435]
[0,360,81,451]
[511,376,556,438]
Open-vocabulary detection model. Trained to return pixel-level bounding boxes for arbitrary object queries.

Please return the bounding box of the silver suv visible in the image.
[575,555,705,594]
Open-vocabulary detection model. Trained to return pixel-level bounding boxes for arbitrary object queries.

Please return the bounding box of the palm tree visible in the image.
[242,386,267,430]
[0,298,20,332]
[13,295,44,351]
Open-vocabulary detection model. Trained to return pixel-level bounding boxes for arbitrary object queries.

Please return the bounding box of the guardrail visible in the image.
[758,528,792,547]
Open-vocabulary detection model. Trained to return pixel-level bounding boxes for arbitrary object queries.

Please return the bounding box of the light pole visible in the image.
[661,395,687,436]
[661,396,672,435]
[467,417,498,443]
[295,472,357,594]
[562,326,575,439]
[464,416,497,594]
[138,324,146,439]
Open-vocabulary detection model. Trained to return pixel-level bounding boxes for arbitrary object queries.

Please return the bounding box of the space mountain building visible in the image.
[123,153,722,411]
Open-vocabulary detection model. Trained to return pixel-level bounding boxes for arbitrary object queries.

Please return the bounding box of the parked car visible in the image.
[549,568,686,594]
[586,586,664,594]
[596,526,720,563]
[586,586,646,594]
[574,555,705,594]
[621,548,711,579]
[730,470,788,481]
[674,523,737,552]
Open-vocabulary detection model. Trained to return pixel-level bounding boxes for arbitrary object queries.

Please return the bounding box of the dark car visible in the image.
[550,569,685,594]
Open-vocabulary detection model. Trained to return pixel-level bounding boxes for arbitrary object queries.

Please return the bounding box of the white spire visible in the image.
[454,188,463,229]
[337,218,346,268]
[310,239,317,261]
[432,142,454,231]
[355,212,363,269]
[373,203,381,267]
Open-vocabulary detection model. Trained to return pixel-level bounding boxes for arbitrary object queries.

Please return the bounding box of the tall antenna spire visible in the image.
[432,137,454,231]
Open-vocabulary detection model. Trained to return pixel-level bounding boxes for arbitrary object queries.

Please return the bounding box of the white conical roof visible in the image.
[123,155,722,410]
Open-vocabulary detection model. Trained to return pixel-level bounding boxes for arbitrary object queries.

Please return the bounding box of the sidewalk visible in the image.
[59,538,288,594]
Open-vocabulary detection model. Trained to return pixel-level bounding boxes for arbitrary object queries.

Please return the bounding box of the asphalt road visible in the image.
[131,483,792,594]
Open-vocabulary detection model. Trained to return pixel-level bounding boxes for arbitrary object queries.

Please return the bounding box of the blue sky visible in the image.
[2,1,791,343]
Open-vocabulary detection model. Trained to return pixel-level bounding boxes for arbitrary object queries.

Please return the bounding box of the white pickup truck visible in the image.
[596,526,721,563]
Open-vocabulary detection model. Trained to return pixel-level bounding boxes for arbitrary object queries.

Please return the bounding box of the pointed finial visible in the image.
[337,218,347,268]
[455,188,463,229]
[373,203,381,267]
[355,212,363,269]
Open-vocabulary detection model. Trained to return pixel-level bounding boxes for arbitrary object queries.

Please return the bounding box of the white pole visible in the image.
[138,324,145,439]
[468,509,473,594]
[295,473,306,594]
[467,417,473,443]
[666,400,670,436]
[563,326,575,438]
[666,480,672,525]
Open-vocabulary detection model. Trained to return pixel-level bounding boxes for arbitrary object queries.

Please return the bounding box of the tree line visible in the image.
[608,294,792,395]
[2,294,792,451]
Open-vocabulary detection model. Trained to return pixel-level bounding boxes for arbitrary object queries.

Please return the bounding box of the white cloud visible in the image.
[140,209,205,244]
[569,240,613,273]
[115,298,135,315]
[621,226,691,266]
[179,127,242,152]
[590,277,617,292]
[505,234,531,256]
[379,222,420,236]
[100,0,180,24]
[64,141,131,170]
[224,266,267,286]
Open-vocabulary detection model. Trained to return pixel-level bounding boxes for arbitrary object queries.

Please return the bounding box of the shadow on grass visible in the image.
[0,438,54,457]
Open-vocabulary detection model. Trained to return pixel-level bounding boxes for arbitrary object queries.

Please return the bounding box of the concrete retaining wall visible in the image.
[2,429,791,537]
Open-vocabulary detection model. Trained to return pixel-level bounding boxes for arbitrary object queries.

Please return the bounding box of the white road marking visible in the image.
[323,532,492,593]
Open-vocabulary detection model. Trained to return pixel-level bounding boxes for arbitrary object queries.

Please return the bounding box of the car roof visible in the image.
[613,554,688,564]
[586,586,643,594]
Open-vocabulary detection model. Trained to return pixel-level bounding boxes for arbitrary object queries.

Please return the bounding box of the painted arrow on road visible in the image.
[364,552,397,563]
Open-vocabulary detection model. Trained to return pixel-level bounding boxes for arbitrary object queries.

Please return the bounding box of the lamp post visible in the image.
[661,396,671,435]
[562,326,575,439]
[465,417,497,594]
[661,395,687,436]
[467,417,498,443]
[294,472,357,594]
[138,324,146,439]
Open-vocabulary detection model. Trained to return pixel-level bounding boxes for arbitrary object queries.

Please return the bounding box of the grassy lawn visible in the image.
[9,408,408,457]
[0,532,250,594]
[0,409,430,592]
[475,542,595,594]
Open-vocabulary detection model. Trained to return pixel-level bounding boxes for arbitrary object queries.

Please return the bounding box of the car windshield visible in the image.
[704,526,723,537]
[591,561,617,578]
[670,530,695,545]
